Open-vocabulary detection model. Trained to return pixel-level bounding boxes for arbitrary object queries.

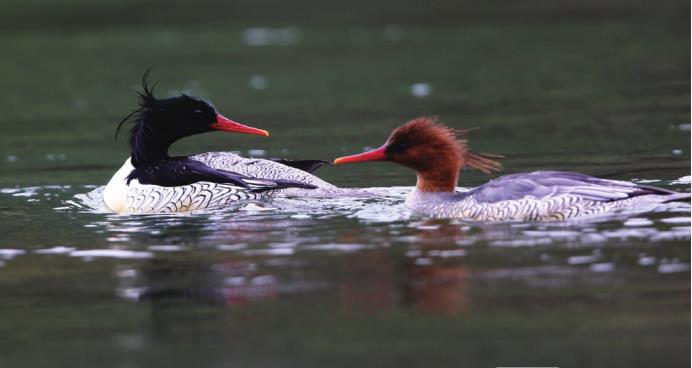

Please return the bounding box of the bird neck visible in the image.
[415,161,461,192]
[129,122,177,167]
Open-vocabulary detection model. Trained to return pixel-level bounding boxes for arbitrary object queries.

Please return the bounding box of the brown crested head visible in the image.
[333,117,503,192]
[335,117,502,173]
[384,117,463,171]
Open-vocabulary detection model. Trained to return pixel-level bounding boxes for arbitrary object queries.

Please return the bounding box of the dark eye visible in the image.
[386,141,409,155]
[193,109,203,114]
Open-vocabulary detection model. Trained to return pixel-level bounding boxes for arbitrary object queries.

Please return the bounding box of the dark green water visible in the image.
[0,1,690,367]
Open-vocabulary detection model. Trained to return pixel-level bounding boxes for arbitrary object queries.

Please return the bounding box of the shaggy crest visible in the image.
[391,117,503,173]
[113,71,218,167]
[115,69,157,140]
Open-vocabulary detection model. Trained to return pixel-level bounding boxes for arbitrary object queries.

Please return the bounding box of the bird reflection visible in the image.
[409,264,470,315]
[338,250,399,313]
[338,249,470,315]
[116,220,474,327]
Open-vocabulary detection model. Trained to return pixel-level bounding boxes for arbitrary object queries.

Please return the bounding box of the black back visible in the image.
[127,157,316,192]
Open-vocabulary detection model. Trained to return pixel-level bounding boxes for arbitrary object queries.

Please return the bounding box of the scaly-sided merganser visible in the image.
[333,117,690,221]
[104,75,339,214]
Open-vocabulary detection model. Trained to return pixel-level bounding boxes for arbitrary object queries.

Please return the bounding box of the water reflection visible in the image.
[1,184,690,313]
[0,183,689,367]
[117,246,476,317]
[1,184,690,275]
[101,202,690,320]
[409,265,470,315]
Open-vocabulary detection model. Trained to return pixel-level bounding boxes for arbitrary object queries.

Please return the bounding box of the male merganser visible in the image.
[104,75,337,214]
[333,117,690,221]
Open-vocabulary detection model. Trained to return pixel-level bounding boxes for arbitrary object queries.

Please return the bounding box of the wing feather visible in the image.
[467,171,672,203]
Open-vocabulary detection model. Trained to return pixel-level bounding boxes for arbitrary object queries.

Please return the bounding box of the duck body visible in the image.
[104,153,354,214]
[405,171,689,221]
[103,73,346,214]
[104,158,268,213]
[333,117,690,222]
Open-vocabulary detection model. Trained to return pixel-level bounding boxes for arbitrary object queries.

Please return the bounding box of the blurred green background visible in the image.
[0,0,689,187]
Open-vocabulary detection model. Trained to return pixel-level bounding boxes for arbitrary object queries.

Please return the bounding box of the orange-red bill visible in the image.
[211,114,269,137]
[333,145,387,165]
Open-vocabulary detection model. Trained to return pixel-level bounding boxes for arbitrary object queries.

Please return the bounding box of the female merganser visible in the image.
[104,75,338,214]
[333,117,690,221]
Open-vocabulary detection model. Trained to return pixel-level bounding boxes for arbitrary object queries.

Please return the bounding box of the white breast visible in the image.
[103,157,263,214]
[103,158,136,213]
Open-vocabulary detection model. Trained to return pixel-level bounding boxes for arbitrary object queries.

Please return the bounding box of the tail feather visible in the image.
[244,178,317,193]
[273,159,330,173]
[661,192,691,203]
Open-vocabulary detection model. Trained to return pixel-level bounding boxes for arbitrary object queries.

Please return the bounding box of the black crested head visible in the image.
[116,71,268,168]
[116,72,219,141]
[116,71,221,167]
